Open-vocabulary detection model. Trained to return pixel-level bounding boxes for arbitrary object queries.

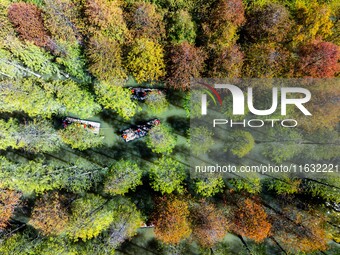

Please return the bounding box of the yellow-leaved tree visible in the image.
[126,37,165,83]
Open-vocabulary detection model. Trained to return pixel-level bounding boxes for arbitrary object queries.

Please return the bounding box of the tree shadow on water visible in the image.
[166,116,189,137]
[107,140,157,162]
[166,89,186,108]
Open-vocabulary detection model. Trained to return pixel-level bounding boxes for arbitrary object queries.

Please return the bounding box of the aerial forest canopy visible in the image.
[0,0,339,254]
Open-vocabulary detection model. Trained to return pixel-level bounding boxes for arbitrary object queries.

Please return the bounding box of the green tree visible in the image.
[67,194,141,242]
[54,41,90,83]
[261,128,303,163]
[144,90,169,114]
[0,118,21,150]
[0,78,60,117]
[301,130,340,161]
[4,37,60,78]
[184,90,206,118]
[103,160,143,195]
[59,123,104,150]
[1,78,99,118]
[189,127,214,156]
[0,48,26,79]
[34,237,79,255]
[265,175,301,196]
[0,230,36,255]
[66,194,115,242]
[0,118,61,153]
[105,197,142,248]
[303,176,340,204]
[16,119,62,153]
[1,228,114,255]
[167,10,196,43]
[51,79,101,118]
[150,157,186,194]
[94,81,140,119]
[222,90,249,120]
[225,130,255,158]
[76,237,116,255]
[156,0,194,11]
[228,176,261,194]
[193,176,224,197]
[0,0,15,44]
[0,157,107,194]
[146,124,176,154]
[126,38,165,83]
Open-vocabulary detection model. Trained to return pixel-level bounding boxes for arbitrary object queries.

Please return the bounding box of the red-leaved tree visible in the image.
[208,44,244,78]
[8,3,50,47]
[296,41,339,78]
[190,200,229,247]
[166,42,206,91]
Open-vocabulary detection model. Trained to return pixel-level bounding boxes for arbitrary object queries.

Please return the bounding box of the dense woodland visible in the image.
[0,0,339,254]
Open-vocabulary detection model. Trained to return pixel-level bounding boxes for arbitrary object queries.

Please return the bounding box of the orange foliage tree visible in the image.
[190,200,229,247]
[202,0,245,49]
[84,0,128,42]
[125,2,165,41]
[231,198,271,242]
[296,41,339,78]
[166,41,206,91]
[29,192,69,235]
[208,44,244,78]
[8,3,50,48]
[152,196,192,244]
[0,189,21,229]
[270,207,328,253]
[201,0,245,78]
